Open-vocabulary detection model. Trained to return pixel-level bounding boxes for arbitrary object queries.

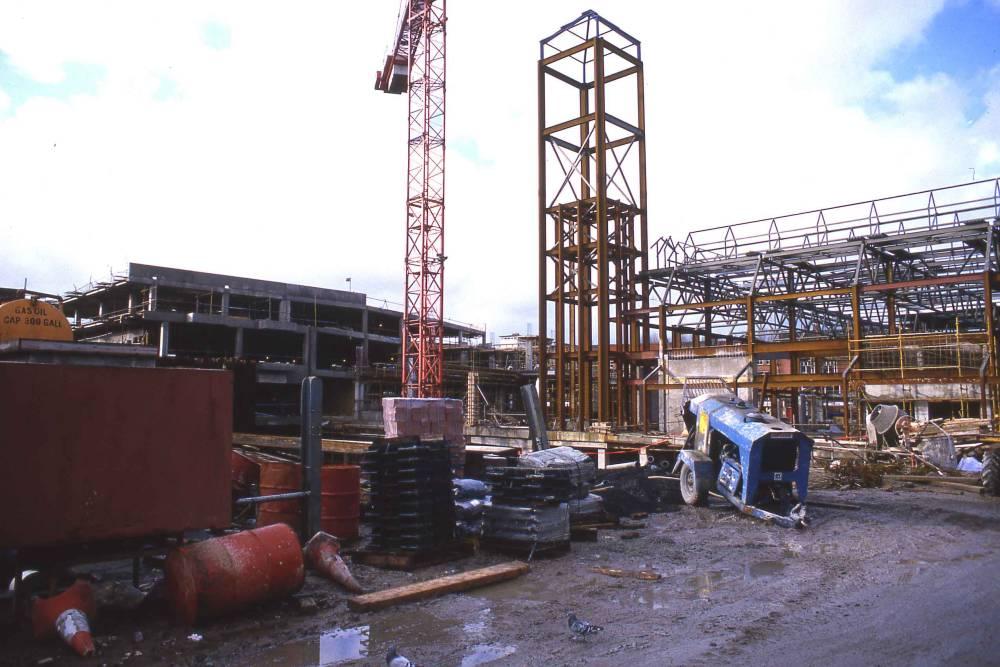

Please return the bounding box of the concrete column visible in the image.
[354,380,365,419]
[98,301,104,318]
[279,298,291,323]
[158,321,170,358]
[127,292,135,313]
[361,307,370,362]
[147,285,158,311]
[234,327,244,358]
[302,329,316,372]
[221,291,231,316]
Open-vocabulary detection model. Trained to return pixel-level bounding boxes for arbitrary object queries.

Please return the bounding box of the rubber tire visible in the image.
[679,462,709,507]
[983,449,1000,497]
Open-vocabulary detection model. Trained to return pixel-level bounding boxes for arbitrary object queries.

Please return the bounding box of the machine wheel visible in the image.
[679,462,709,506]
[983,449,1000,497]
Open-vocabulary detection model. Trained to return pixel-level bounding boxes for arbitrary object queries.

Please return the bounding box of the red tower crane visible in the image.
[375,0,447,398]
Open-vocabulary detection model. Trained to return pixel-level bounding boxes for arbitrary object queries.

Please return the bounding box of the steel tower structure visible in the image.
[537,11,651,430]
[376,0,447,397]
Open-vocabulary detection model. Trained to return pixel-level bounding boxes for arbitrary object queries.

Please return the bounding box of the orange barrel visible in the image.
[321,465,361,540]
[165,523,304,625]
[231,450,260,494]
[257,460,302,532]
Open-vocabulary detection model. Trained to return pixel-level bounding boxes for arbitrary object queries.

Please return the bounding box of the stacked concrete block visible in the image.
[382,397,466,475]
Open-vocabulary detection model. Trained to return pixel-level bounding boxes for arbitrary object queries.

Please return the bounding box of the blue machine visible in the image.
[672,390,813,528]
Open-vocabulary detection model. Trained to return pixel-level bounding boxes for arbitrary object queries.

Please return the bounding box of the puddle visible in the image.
[257,626,369,666]
[256,608,463,665]
[745,560,786,580]
[894,552,987,583]
[629,586,671,610]
[461,643,517,666]
[684,570,727,598]
[462,608,493,639]
[474,576,561,603]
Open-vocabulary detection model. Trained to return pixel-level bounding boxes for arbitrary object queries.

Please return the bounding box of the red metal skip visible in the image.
[0,364,232,549]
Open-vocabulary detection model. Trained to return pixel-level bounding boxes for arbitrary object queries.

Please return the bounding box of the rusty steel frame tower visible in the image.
[376,0,447,397]
[537,11,650,430]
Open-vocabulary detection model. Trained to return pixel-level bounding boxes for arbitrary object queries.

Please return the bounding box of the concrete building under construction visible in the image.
[62,263,530,429]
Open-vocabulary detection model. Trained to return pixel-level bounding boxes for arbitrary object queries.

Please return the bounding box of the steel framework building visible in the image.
[537,11,650,431]
[642,178,1000,436]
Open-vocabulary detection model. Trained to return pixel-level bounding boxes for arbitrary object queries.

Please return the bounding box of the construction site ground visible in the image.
[3,486,999,666]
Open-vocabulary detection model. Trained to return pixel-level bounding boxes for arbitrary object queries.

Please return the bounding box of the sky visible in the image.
[1,1,999,339]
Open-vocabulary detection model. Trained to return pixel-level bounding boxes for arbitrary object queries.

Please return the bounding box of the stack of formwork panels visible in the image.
[382,397,465,475]
[362,439,455,552]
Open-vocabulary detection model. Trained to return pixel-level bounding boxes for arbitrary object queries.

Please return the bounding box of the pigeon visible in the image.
[568,613,604,639]
[386,646,413,667]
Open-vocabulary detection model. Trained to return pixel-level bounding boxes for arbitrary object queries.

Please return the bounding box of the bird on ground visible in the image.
[386,646,414,667]
[568,613,604,640]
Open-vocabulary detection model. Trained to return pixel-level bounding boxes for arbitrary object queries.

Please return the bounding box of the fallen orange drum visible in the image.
[165,523,304,625]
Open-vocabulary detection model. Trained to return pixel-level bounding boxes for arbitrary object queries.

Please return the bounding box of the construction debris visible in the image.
[590,567,662,581]
[825,459,903,488]
[347,562,529,612]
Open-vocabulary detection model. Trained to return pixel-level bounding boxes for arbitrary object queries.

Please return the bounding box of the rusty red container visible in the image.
[256,460,302,531]
[0,364,231,550]
[165,523,304,625]
[321,465,361,540]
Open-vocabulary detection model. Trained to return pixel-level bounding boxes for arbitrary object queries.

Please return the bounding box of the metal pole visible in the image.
[301,376,322,540]
[521,383,550,451]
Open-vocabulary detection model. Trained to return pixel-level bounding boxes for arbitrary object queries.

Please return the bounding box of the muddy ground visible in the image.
[3,485,999,666]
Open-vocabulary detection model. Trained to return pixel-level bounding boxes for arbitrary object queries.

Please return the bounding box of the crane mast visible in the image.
[375,0,447,398]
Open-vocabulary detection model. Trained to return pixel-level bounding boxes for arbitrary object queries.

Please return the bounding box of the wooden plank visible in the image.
[348,562,530,611]
[465,444,518,454]
[926,481,982,493]
[883,474,980,486]
[807,499,861,511]
[590,566,661,581]
[233,432,371,455]
[570,526,598,542]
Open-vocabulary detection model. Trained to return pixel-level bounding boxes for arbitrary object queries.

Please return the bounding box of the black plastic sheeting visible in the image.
[594,463,683,516]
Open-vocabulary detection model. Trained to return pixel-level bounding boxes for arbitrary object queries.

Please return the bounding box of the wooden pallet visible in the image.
[480,537,571,558]
[349,539,476,571]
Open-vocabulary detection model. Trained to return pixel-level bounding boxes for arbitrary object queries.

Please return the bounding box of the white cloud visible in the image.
[0,1,998,338]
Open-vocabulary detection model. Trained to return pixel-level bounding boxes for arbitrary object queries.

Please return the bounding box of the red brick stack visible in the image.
[382,397,466,475]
